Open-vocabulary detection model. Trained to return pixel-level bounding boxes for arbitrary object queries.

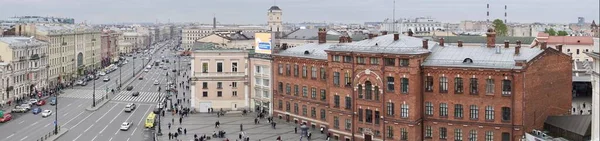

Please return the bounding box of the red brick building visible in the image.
[272,28,572,141]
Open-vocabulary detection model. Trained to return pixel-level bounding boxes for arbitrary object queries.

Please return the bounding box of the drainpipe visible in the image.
[381,53,386,141]
[510,72,515,140]
[351,51,356,141]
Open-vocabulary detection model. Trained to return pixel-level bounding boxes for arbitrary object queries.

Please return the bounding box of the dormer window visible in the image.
[463,58,473,64]
[304,51,310,55]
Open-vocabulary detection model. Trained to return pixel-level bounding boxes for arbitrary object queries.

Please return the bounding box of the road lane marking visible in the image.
[32,121,39,126]
[63,111,84,126]
[44,122,51,128]
[127,137,130,141]
[133,106,151,136]
[18,121,24,124]
[95,104,119,123]
[74,134,82,141]
[6,134,14,139]
[67,103,72,107]
[109,137,113,141]
[99,106,126,134]
[19,136,27,141]
[91,134,99,141]
[77,104,82,108]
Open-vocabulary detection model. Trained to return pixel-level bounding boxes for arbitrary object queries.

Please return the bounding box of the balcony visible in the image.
[192,72,246,81]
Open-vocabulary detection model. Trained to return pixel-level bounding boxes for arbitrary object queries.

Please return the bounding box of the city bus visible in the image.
[144,113,156,128]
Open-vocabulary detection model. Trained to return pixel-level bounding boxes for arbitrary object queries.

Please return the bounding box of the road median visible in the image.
[38,127,68,141]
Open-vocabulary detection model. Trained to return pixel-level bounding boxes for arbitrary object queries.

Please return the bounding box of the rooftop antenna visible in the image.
[504,5,507,24]
[393,0,396,33]
[274,0,276,5]
[486,3,490,25]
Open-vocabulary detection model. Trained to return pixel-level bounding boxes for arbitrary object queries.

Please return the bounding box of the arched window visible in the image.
[358,84,363,99]
[463,58,473,64]
[365,81,372,100]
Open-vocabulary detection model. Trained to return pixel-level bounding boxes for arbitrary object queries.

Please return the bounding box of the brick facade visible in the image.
[272,34,572,141]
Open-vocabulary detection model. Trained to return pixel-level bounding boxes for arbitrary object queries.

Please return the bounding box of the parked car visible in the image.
[132,92,140,97]
[20,104,31,110]
[126,86,134,91]
[50,97,56,105]
[0,113,12,123]
[81,81,88,86]
[76,80,84,85]
[144,69,149,72]
[32,107,42,114]
[41,110,52,117]
[103,77,110,82]
[11,108,27,113]
[98,72,106,76]
[120,122,132,131]
[154,80,159,85]
[36,100,46,106]
[28,99,39,105]
[138,76,144,80]
[124,103,136,112]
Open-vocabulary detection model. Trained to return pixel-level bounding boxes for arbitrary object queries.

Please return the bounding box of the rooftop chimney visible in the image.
[439,38,445,46]
[381,31,388,35]
[423,39,429,49]
[407,29,414,37]
[282,43,288,50]
[393,33,399,41]
[368,34,374,39]
[339,36,345,43]
[457,40,463,47]
[556,44,563,52]
[486,28,496,48]
[515,45,521,55]
[504,40,509,48]
[318,28,327,44]
[540,41,547,50]
[346,36,352,43]
[516,40,522,46]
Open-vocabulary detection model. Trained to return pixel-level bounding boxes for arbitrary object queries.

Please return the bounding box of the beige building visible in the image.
[0,37,48,102]
[14,24,100,86]
[535,34,596,61]
[586,52,600,141]
[181,26,267,48]
[190,42,249,112]
[0,62,12,105]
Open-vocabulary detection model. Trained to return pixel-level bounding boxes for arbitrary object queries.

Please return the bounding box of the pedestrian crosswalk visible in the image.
[59,89,109,99]
[113,91,165,103]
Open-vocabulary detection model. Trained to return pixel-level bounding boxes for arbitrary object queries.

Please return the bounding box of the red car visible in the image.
[37,100,46,106]
[0,114,12,123]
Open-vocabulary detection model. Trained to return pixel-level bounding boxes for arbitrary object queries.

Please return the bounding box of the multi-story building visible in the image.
[0,16,74,25]
[380,17,443,35]
[0,62,12,105]
[273,28,572,141]
[181,26,268,48]
[535,33,596,61]
[586,51,600,141]
[0,37,48,104]
[101,30,119,67]
[249,51,273,115]
[190,42,249,112]
[13,24,100,87]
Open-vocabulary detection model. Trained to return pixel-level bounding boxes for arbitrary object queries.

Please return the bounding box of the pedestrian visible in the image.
[168,132,172,140]
[294,127,297,134]
[184,128,187,135]
[162,110,165,117]
[174,132,178,139]
[194,134,198,139]
[240,124,243,131]
[172,118,175,123]
[254,118,258,124]
[168,122,171,130]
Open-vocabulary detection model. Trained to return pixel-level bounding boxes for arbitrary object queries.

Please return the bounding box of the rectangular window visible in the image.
[217,62,223,72]
[455,77,464,94]
[202,91,208,97]
[286,102,290,112]
[387,126,394,139]
[384,58,395,66]
[485,106,495,121]
[425,76,433,92]
[231,62,238,72]
[356,57,365,64]
[311,67,317,79]
[344,72,351,86]
[256,65,261,74]
[333,116,339,129]
[311,107,316,118]
[345,97,352,109]
[358,109,363,122]
[232,82,237,88]
[470,78,478,95]
[333,72,340,86]
[440,127,447,139]
[425,126,432,138]
[286,64,291,76]
[502,107,511,121]
[439,76,448,93]
[217,91,222,97]
[320,67,326,80]
[320,89,327,101]
[425,102,434,116]
[401,104,409,118]
[345,119,351,131]
[455,104,464,118]
[302,105,307,116]
[343,56,352,63]
[440,103,448,117]
[334,95,340,108]
[311,88,317,99]
[202,82,208,89]
[293,65,299,77]
[302,86,308,97]
[217,82,223,89]
[401,128,408,140]
[485,131,494,141]
[294,103,298,114]
[470,105,479,120]
[202,62,209,73]
[320,109,326,120]
[278,64,283,75]
[502,80,512,95]
[302,66,307,78]
[374,111,380,124]
[370,57,379,65]
[387,102,395,116]
[387,77,395,92]
[278,82,283,93]
[333,55,341,62]
[455,129,463,141]
[366,109,373,123]
[401,78,409,94]
[285,84,291,94]
[502,132,510,141]
[232,91,237,96]
[294,85,299,96]
[278,100,282,110]
[486,78,495,94]
[400,59,409,67]
[469,130,478,141]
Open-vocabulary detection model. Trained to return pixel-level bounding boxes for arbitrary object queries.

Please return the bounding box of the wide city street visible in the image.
[0,40,178,141]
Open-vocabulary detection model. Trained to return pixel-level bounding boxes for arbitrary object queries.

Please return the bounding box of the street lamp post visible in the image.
[119,56,122,89]
[92,53,96,107]
[133,55,136,77]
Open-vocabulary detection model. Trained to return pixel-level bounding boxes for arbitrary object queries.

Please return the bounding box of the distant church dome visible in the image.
[269,6,281,11]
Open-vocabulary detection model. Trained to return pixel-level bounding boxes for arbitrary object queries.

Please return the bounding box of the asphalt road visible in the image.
[0,40,177,141]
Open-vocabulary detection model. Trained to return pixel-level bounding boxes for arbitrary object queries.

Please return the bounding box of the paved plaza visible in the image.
[158,112,329,141]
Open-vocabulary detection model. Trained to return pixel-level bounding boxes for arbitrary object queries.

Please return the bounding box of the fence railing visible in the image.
[37,126,61,141]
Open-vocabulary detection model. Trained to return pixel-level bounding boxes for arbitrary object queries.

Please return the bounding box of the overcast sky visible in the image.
[1,0,598,24]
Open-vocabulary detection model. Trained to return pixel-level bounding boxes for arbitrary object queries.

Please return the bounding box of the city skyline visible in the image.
[0,0,598,24]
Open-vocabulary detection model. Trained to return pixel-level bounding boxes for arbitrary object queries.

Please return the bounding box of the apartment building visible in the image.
[586,52,600,141]
[181,26,267,48]
[190,42,249,112]
[249,52,273,115]
[272,28,572,141]
[0,37,48,104]
[101,30,119,67]
[535,33,596,61]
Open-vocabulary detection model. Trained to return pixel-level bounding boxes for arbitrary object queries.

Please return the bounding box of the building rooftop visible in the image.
[545,115,591,136]
[191,42,247,52]
[0,36,46,48]
[327,34,433,54]
[269,6,281,11]
[426,36,536,45]
[584,52,600,59]
[423,45,543,69]
[277,43,334,60]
